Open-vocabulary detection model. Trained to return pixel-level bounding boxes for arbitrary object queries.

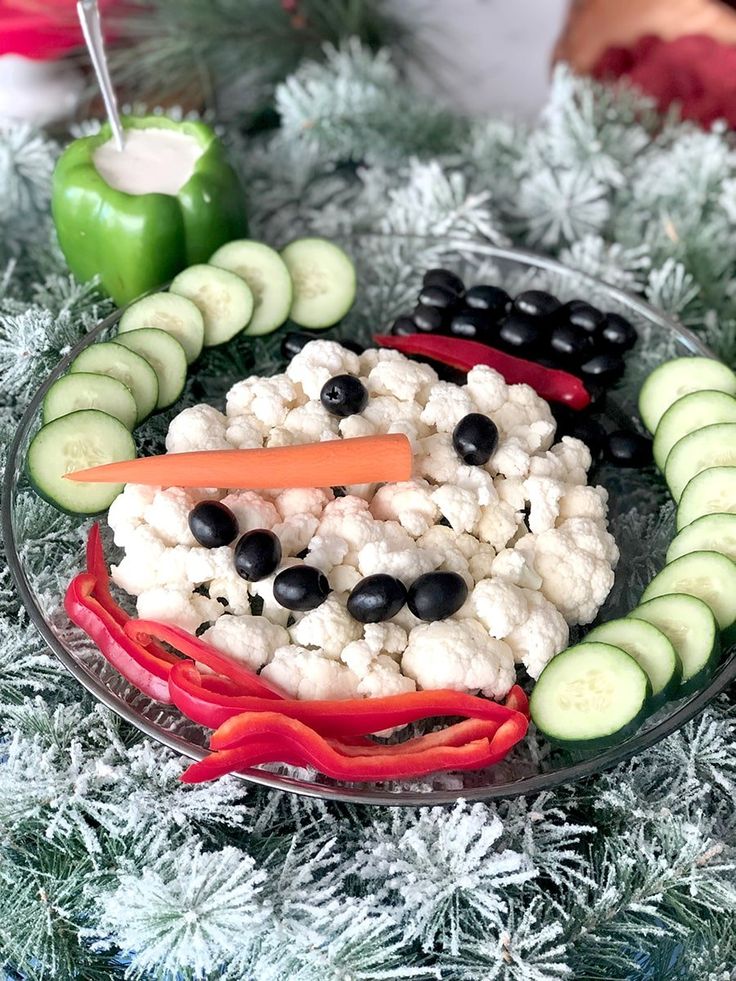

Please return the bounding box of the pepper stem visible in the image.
[77,0,125,152]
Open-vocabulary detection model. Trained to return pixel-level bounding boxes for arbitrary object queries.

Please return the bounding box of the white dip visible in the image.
[93,128,204,196]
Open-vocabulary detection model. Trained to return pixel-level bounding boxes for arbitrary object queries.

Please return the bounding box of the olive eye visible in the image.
[320,374,369,417]
[188,501,238,548]
[407,571,468,621]
[452,413,499,466]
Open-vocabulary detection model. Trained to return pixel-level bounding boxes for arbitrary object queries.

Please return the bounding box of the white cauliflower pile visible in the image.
[108,341,618,702]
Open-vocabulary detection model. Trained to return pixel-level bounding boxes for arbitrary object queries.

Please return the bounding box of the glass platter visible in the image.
[4,238,735,806]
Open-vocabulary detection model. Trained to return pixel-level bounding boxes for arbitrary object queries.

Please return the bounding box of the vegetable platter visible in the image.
[5,239,735,805]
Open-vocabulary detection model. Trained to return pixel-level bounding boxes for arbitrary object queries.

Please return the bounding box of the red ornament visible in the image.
[0,0,116,60]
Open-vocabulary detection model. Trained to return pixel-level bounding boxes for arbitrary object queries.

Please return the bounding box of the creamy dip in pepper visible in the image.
[93,128,203,196]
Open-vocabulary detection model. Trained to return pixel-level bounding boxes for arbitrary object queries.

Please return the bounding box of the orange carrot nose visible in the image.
[64,433,413,489]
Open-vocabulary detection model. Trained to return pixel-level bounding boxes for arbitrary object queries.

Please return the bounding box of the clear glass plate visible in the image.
[4,238,735,806]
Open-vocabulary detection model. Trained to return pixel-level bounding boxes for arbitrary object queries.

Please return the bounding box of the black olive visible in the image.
[513,289,561,319]
[407,571,468,622]
[553,409,606,459]
[605,430,652,467]
[320,374,369,417]
[188,501,238,549]
[413,303,446,333]
[580,353,625,384]
[273,565,331,611]
[452,413,499,466]
[549,323,593,362]
[234,529,282,581]
[418,284,459,310]
[449,308,494,341]
[499,312,542,352]
[423,268,465,296]
[561,299,605,334]
[464,284,509,319]
[347,574,407,623]
[280,330,322,360]
[390,315,418,336]
[599,312,637,351]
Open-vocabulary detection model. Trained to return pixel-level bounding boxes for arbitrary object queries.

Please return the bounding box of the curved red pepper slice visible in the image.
[64,573,173,703]
[375,333,591,409]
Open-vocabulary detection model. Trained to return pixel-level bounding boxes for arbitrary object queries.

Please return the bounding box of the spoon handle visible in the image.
[77,0,125,151]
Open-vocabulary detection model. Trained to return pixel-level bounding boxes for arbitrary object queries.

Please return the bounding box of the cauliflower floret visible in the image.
[107,484,159,547]
[370,480,440,537]
[470,579,529,639]
[166,404,231,454]
[330,564,363,593]
[273,514,319,557]
[219,490,279,531]
[201,614,289,671]
[504,589,569,679]
[136,586,223,633]
[261,645,360,700]
[421,382,477,433]
[516,518,618,624]
[493,383,556,452]
[286,340,361,400]
[358,347,405,374]
[283,401,339,442]
[418,526,490,585]
[341,643,416,698]
[464,365,508,414]
[468,545,497,582]
[316,496,410,565]
[225,417,263,449]
[523,476,565,534]
[367,358,438,404]
[530,437,591,485]
[431,484,480,535]
[208,573,252,615]
[494,475,527,510]
[415,432,461,483]
[363,621,408,658]
[273,487,332,521]
[289,594,362,658]
[491,436,532,479]
[402,619,515,699]
[491,548,542,590]
[184,545,234,587]
[143,487,198,547]
[305,533,350,573]
[225,373,299,430]
[339,414,376,440]
[265,426,298,448]
[111,526,186,594]
[365,395,427,437]
[358,539,442,586]
[558,484,609,523]
[477,501,522,551]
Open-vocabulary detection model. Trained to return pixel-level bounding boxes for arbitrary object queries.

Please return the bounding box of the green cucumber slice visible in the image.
[114,329,187,410]
[638,357,736,435]
[42,372,137,431]
[280,237,356,329]
[209,239,292,337]
[664,423,736,501]
[640,550,736,637]
[630,593,720,694]
[70,342,158,424]
[583,618,681,708]
[27,409,135,516]
[119,291,205,365]
[530,642,650,747]
[676,466,736,531]
[653,390,736,471]
[666,512,736,564]
[170,264,254,347]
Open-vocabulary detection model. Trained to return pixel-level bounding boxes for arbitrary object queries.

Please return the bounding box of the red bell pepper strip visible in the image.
[125,619,287,700]
[375,333,591,409]
[65,573,174,703]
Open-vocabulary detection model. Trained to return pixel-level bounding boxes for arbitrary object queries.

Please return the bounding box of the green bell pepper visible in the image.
[52,115,248,306]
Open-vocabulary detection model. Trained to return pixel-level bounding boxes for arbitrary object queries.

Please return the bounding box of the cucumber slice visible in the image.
[42,372,137,431]
[530,642,650,747]
[582,618,681,708]
[630,593,720,694]
[27,409,135,516]
[639,357,736,435]
[70,342,158,424]
[664,423,736,501]
[653,390,736,471]
[119,292,205,365]
[676,467,736,531]
[280,237,356,329]
[209,240,292,337]
[640,550,736,637]
[667,512,736,564]
[114,329,187,410]
[170,264,254,347]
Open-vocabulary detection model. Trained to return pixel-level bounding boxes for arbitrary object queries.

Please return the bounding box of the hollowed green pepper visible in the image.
[52,115,248,306]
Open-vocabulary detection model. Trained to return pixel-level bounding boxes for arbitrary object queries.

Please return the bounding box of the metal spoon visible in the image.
[77,0,125,151]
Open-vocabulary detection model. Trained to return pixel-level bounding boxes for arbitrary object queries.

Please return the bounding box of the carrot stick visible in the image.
[64,434,412,489]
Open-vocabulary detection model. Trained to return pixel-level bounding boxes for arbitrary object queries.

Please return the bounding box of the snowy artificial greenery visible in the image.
[3,47,736,980]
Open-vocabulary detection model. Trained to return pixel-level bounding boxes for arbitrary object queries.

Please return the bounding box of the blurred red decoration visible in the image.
[0,0,116,60]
